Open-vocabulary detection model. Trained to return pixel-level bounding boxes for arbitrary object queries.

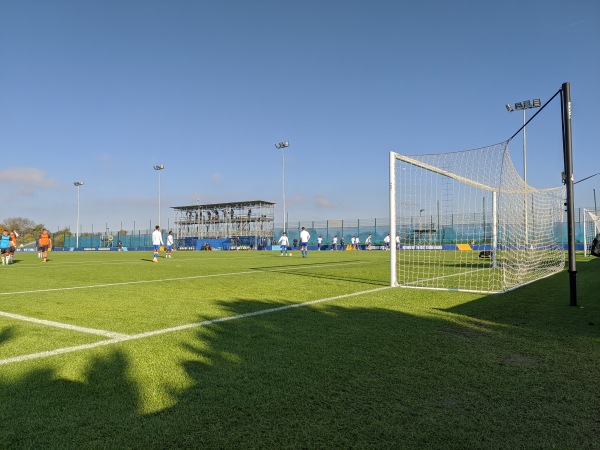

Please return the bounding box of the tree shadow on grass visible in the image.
[442,258,600,338]
[0,326,16,344]
[0,350,140,448]
[1,293,599,448]
[149,298,599,447]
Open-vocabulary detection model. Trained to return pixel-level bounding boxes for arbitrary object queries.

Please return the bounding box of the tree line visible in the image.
[0,217,71,248]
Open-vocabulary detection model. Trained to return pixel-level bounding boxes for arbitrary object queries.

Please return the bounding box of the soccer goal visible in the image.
[583,209,600,257]
[389,141,565,293]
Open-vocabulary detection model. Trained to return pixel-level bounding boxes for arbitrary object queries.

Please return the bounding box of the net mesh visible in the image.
[583,209,600,257]
[391,141,565,293]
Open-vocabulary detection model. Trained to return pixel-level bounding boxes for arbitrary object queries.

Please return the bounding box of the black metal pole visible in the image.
[561,82,577,307]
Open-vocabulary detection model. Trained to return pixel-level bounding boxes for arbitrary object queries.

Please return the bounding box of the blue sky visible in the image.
[1,0,599,233]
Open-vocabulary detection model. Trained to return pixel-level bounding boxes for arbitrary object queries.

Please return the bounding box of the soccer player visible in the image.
[300,226,310,258]
[317,235,323,251]
[384,233,391,251]
[152,225,164,263]
[278,232,290,256]
[332,235,338,251]
[0,230,10,265]
[166,231,174,258]
[36,236,42,258]
[38,229,52,262]
[9,230,18,263]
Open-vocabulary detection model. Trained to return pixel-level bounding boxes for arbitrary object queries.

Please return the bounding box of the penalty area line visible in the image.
[0,310,129,339]
[0,285,391,366]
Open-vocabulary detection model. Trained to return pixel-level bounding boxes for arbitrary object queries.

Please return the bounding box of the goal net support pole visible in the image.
[561,82,577,307]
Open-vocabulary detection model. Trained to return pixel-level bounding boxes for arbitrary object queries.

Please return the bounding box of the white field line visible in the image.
[0,311,129,338]
[10,252,318,270]
[0,285,390,366]
[0,261,369,297]
[0,271,257,296]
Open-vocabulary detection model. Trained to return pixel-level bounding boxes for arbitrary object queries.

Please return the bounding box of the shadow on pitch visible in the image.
[441,258,600,338]
[0,350,140,447]
[3,267,599,448]
[0,326,16,344]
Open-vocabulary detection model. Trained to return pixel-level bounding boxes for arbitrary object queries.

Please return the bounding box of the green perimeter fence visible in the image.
[48,208,598,249]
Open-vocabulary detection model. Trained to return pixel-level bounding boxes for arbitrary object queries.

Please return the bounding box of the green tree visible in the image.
[3,217,37,232]
[1,217,45,246]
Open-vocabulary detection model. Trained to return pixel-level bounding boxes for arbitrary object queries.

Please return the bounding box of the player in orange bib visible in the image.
[38,229,52,262]
[9,230,18,263]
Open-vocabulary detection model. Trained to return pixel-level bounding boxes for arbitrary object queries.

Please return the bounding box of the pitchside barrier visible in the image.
[55,213,597,252]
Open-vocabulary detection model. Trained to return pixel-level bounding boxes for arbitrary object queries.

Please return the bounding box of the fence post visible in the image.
[374,218,377,241]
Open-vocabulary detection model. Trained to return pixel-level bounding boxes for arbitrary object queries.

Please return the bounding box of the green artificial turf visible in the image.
[0,250,598,448]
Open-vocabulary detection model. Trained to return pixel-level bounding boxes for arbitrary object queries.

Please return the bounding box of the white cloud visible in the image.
[314,194,333,209]
[212,172,223,183]
[0,168,62,195]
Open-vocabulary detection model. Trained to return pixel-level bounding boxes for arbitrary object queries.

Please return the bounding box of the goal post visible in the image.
[389,142,565,293]
[390,151,398,287]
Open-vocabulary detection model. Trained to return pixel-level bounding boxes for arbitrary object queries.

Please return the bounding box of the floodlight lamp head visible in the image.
[73,181,84,187]
[533,98,541,108]
[275,141,290,149]
[153,165,165,171]
[514,102,523,110]
[505,104,514,112]
[523,100,531,109]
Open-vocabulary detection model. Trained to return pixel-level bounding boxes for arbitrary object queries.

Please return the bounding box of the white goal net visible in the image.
[389,141,565,293]
[583,209,600,257]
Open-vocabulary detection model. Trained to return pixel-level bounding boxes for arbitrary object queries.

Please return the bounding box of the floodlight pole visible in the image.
[73,181,84,248]
[506,99,540,244]
[153,165,165,228]
[275,141,290,233]
[561,82,576,307]
[522,108,529,245]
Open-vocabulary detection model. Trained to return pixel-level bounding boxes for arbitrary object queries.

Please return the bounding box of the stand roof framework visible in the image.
[172,200,275,240]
